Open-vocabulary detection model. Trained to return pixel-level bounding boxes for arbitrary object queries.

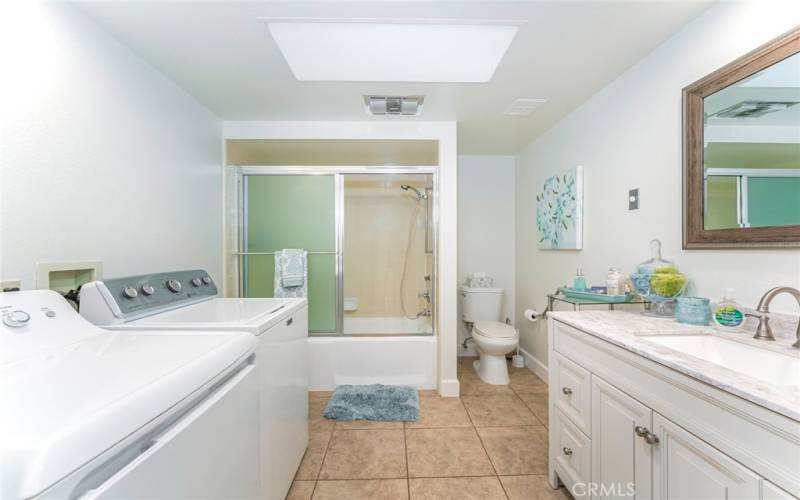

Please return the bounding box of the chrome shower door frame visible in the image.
[236,165,438,337]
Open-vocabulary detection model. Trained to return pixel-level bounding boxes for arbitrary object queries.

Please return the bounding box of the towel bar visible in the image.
[233,251,336,256]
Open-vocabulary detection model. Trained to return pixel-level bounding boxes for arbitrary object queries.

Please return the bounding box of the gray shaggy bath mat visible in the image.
[323,384,419,421]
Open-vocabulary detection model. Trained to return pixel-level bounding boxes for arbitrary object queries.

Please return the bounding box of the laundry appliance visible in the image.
[80,270,309,500]
[0,289,260,499]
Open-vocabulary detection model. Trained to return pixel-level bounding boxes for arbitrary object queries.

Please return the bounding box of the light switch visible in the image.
[629,188,639,210]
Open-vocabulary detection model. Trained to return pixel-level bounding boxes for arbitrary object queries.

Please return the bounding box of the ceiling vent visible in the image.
[504,98,547,116]
[364,95,424,116]
[710,100,799,119]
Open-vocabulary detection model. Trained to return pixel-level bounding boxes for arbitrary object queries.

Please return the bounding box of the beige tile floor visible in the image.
[288,357,573,500]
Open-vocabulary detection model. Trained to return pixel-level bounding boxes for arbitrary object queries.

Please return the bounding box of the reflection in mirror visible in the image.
[703,52,800,230]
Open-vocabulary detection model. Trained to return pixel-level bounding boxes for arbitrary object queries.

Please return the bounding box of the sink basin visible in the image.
[644,335,800,386]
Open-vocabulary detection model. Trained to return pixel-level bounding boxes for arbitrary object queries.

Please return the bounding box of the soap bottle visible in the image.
[712,288,745,331]
[574,268,587,292]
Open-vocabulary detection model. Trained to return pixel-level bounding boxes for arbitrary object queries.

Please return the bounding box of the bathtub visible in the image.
[343,316,432,334]
[308,335,437,390]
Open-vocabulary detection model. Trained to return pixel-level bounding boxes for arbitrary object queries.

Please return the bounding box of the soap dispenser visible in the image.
[712,288,745,331]
[574,268,587,292]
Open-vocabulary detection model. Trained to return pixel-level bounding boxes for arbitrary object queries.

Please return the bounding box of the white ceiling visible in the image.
[76,1,713,154]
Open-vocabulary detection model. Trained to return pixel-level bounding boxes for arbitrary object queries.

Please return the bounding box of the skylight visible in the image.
[263,18,522,83]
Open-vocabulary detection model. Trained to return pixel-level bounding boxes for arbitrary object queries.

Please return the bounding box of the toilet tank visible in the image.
[459,285,504,322]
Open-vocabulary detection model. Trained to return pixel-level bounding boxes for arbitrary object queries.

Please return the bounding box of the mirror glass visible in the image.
[703,52,800,230]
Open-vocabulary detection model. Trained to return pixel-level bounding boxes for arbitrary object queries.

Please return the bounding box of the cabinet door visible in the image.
[652,413,761,500]
[591,376,653,500]
[762,480,795,500]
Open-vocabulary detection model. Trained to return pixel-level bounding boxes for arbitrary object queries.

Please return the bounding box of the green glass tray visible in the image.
[559,286,637,303]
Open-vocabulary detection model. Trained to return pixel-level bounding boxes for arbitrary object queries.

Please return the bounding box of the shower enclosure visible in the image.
[236,168,436,336]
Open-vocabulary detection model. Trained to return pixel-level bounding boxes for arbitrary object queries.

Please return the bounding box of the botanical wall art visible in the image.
[536,165,583,250]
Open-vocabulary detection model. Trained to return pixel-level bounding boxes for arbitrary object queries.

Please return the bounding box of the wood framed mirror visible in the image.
[683,26,800,249]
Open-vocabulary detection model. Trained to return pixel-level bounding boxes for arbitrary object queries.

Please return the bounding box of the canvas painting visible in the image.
[536,165,583,250]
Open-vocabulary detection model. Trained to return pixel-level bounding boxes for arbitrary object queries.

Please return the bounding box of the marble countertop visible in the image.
[548,311,800,421]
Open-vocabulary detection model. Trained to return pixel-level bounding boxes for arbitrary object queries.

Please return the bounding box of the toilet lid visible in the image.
[473,321,517,339]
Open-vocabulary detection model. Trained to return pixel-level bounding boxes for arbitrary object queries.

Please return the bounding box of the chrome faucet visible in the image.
[751,287,800,348]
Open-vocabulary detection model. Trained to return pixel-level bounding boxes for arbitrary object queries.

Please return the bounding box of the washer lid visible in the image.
[120,297,307,335]
[473,321,517,338]
[0,329,256,499]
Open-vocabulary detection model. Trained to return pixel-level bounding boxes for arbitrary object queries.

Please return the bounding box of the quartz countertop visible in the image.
[549,310,800,421]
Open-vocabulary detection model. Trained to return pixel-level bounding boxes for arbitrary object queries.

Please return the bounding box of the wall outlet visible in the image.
[628,188,640,210]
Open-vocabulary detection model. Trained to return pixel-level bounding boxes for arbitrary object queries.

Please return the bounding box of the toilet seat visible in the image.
[470,321,518,385]
[473,321,517,339]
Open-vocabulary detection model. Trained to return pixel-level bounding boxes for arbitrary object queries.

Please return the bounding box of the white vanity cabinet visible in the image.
[548,318,800,500]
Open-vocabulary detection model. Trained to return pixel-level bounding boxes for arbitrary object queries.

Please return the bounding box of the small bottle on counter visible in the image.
[606,268,622,296]
[574,268,587,291]
[712,288,745,331]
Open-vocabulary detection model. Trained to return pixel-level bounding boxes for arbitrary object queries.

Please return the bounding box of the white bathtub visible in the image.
[343,316,432,334]
[308,335,437,390]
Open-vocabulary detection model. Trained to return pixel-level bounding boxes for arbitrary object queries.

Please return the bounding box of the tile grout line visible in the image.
[404,409,411,500]
[313,410,335,487]
[460,396,511,500]
[509,379,549,428]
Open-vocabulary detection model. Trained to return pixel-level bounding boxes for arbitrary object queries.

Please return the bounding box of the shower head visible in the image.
[400,185,428,200]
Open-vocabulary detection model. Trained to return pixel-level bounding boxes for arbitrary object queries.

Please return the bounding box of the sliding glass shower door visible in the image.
[342,174,433,335]
[239,169,435,336]
[243,174,337,332]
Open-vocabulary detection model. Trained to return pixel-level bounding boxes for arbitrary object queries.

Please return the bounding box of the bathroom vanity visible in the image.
[547,311,799,499]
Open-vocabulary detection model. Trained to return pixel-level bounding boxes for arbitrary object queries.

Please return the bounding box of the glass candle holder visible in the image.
[675,297,711,326]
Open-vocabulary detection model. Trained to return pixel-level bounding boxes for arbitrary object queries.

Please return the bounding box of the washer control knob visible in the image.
[3,310,31,328]
[202,276,212,285]
[122,286,139,299]
[141,284,155,296]
[166,279,182,293]
[191,277,202,287]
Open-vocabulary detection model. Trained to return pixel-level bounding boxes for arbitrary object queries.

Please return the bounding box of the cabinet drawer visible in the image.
[553,407,591,497]
[553,352,592,436]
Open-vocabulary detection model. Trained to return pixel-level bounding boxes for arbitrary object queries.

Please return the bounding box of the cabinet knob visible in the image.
[643,432,660,445]
[562,447,573,456]
[561,387,573,395]
[634,426,659,445]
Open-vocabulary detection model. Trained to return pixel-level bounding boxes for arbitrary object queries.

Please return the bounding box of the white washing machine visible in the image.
[0,290,260,499]
[79,270,309,500]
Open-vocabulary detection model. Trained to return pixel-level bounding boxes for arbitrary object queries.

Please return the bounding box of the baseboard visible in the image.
[439,378,460,398]
[519,347,548,383]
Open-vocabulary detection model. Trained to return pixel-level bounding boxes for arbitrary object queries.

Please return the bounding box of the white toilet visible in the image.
[460,285,519,385]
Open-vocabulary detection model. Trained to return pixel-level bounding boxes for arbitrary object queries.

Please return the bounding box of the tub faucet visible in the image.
[752,287,800,348]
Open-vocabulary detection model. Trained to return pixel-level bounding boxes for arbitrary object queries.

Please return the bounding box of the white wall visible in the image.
[0,2,222,287]
[515,0,800,367]
[222,121,460,396]
[457,155,515,355]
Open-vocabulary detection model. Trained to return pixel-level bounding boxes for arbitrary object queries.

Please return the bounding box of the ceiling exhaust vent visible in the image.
[364,95,424,116]
[504,98,547,116]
